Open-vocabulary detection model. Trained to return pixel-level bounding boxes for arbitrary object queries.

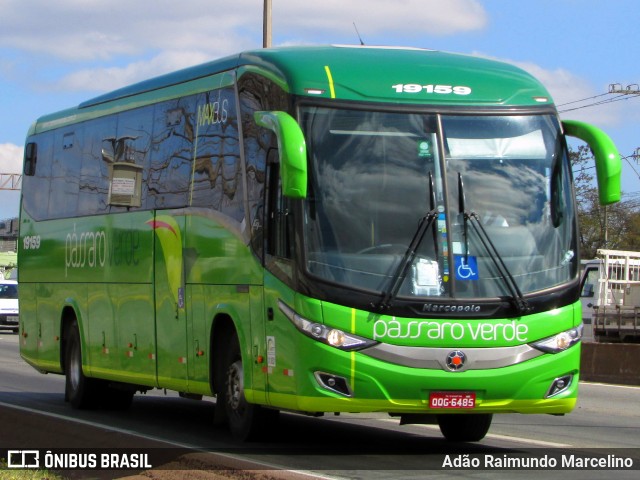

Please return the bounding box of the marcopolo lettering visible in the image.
[423,303,482,313]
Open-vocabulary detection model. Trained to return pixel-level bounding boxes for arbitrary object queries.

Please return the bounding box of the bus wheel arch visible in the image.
[60,306,80,374]
[210,313,236,427]
[61,307,133,410]
[210,314,236,396]
[59,305,82,386]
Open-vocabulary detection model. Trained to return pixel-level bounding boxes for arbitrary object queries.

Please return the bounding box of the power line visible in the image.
[559,93,639,113]
[623,154,640,181]
[556,92,610,107]
[572,150,640,193]
[557,83,640,113]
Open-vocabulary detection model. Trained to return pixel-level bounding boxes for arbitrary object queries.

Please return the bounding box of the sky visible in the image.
[0,0,638,220]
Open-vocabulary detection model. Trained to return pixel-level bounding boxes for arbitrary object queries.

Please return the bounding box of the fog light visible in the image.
[314,372,352,397]
[546,374,573,398]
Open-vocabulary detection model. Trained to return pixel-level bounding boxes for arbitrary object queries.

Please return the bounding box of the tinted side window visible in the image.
[148,96,197,209]
[25,84,248,219]
[238,73,289,259]
[190,87,244,222]
[108,106,153,212]
[49,127,81,218]
[21,133,52,221]
[79,116,115,216]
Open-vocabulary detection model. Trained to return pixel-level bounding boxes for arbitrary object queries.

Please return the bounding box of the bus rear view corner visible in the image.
[18,45,621,443]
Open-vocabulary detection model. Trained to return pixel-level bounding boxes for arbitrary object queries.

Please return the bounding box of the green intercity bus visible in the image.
[19,45,621,441]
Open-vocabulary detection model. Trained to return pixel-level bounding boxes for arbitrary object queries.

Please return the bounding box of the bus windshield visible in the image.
[301,106,577,301]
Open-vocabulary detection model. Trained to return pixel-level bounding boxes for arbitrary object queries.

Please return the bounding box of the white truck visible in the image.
[580,249,640,342]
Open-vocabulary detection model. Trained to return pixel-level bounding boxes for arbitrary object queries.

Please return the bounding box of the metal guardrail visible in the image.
[593,305,640,342]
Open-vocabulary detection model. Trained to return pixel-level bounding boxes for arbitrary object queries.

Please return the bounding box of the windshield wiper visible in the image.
[375,172,438,310]
[457,173,532,316]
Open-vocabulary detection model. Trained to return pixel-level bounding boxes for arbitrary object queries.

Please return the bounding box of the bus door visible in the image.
[261,159,298,403]
[111,216,158,386]
[150,213,189,390]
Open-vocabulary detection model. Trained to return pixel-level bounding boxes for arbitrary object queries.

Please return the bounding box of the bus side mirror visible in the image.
[254,111,308,199]
[562,120,621,205]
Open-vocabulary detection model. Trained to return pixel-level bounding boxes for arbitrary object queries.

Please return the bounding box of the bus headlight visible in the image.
[278,300,377,351]
[530,324,583,353]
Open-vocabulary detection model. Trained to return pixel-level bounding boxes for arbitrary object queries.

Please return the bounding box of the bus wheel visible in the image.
[222,333,277,441]
[64,321,98,409]
[437,414,492,442]
[225,357,255,440]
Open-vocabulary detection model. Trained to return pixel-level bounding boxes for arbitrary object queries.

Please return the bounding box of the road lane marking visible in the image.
[582,381,640,390]
[0,400,342,480]
[376,418,572,448]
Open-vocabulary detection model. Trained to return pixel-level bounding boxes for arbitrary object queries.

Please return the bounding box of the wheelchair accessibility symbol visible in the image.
[454,255,479,281]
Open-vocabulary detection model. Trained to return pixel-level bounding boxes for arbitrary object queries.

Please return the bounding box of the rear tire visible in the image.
[64,320,99,409]
[437,414,492,442]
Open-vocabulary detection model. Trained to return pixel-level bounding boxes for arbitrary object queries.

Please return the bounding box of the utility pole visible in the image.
[263,0,272,48]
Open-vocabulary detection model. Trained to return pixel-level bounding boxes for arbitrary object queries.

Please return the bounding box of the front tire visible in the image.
[437,414,493,442]
[222,332,278,441]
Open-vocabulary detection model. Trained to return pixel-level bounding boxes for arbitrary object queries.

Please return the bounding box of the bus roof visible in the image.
[30,45,553,134]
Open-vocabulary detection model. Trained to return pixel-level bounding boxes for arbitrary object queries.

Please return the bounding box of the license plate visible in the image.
[6,315,18,324]
[429,391,476,409]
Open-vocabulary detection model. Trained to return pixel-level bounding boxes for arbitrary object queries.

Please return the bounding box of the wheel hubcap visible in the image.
[226,360,244,412]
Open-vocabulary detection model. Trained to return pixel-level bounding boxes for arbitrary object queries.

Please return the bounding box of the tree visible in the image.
[571,145,640,257]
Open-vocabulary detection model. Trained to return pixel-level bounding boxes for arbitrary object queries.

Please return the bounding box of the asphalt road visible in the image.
[0,330,639,479]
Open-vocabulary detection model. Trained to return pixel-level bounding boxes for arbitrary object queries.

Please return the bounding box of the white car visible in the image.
[0,280,18,333]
